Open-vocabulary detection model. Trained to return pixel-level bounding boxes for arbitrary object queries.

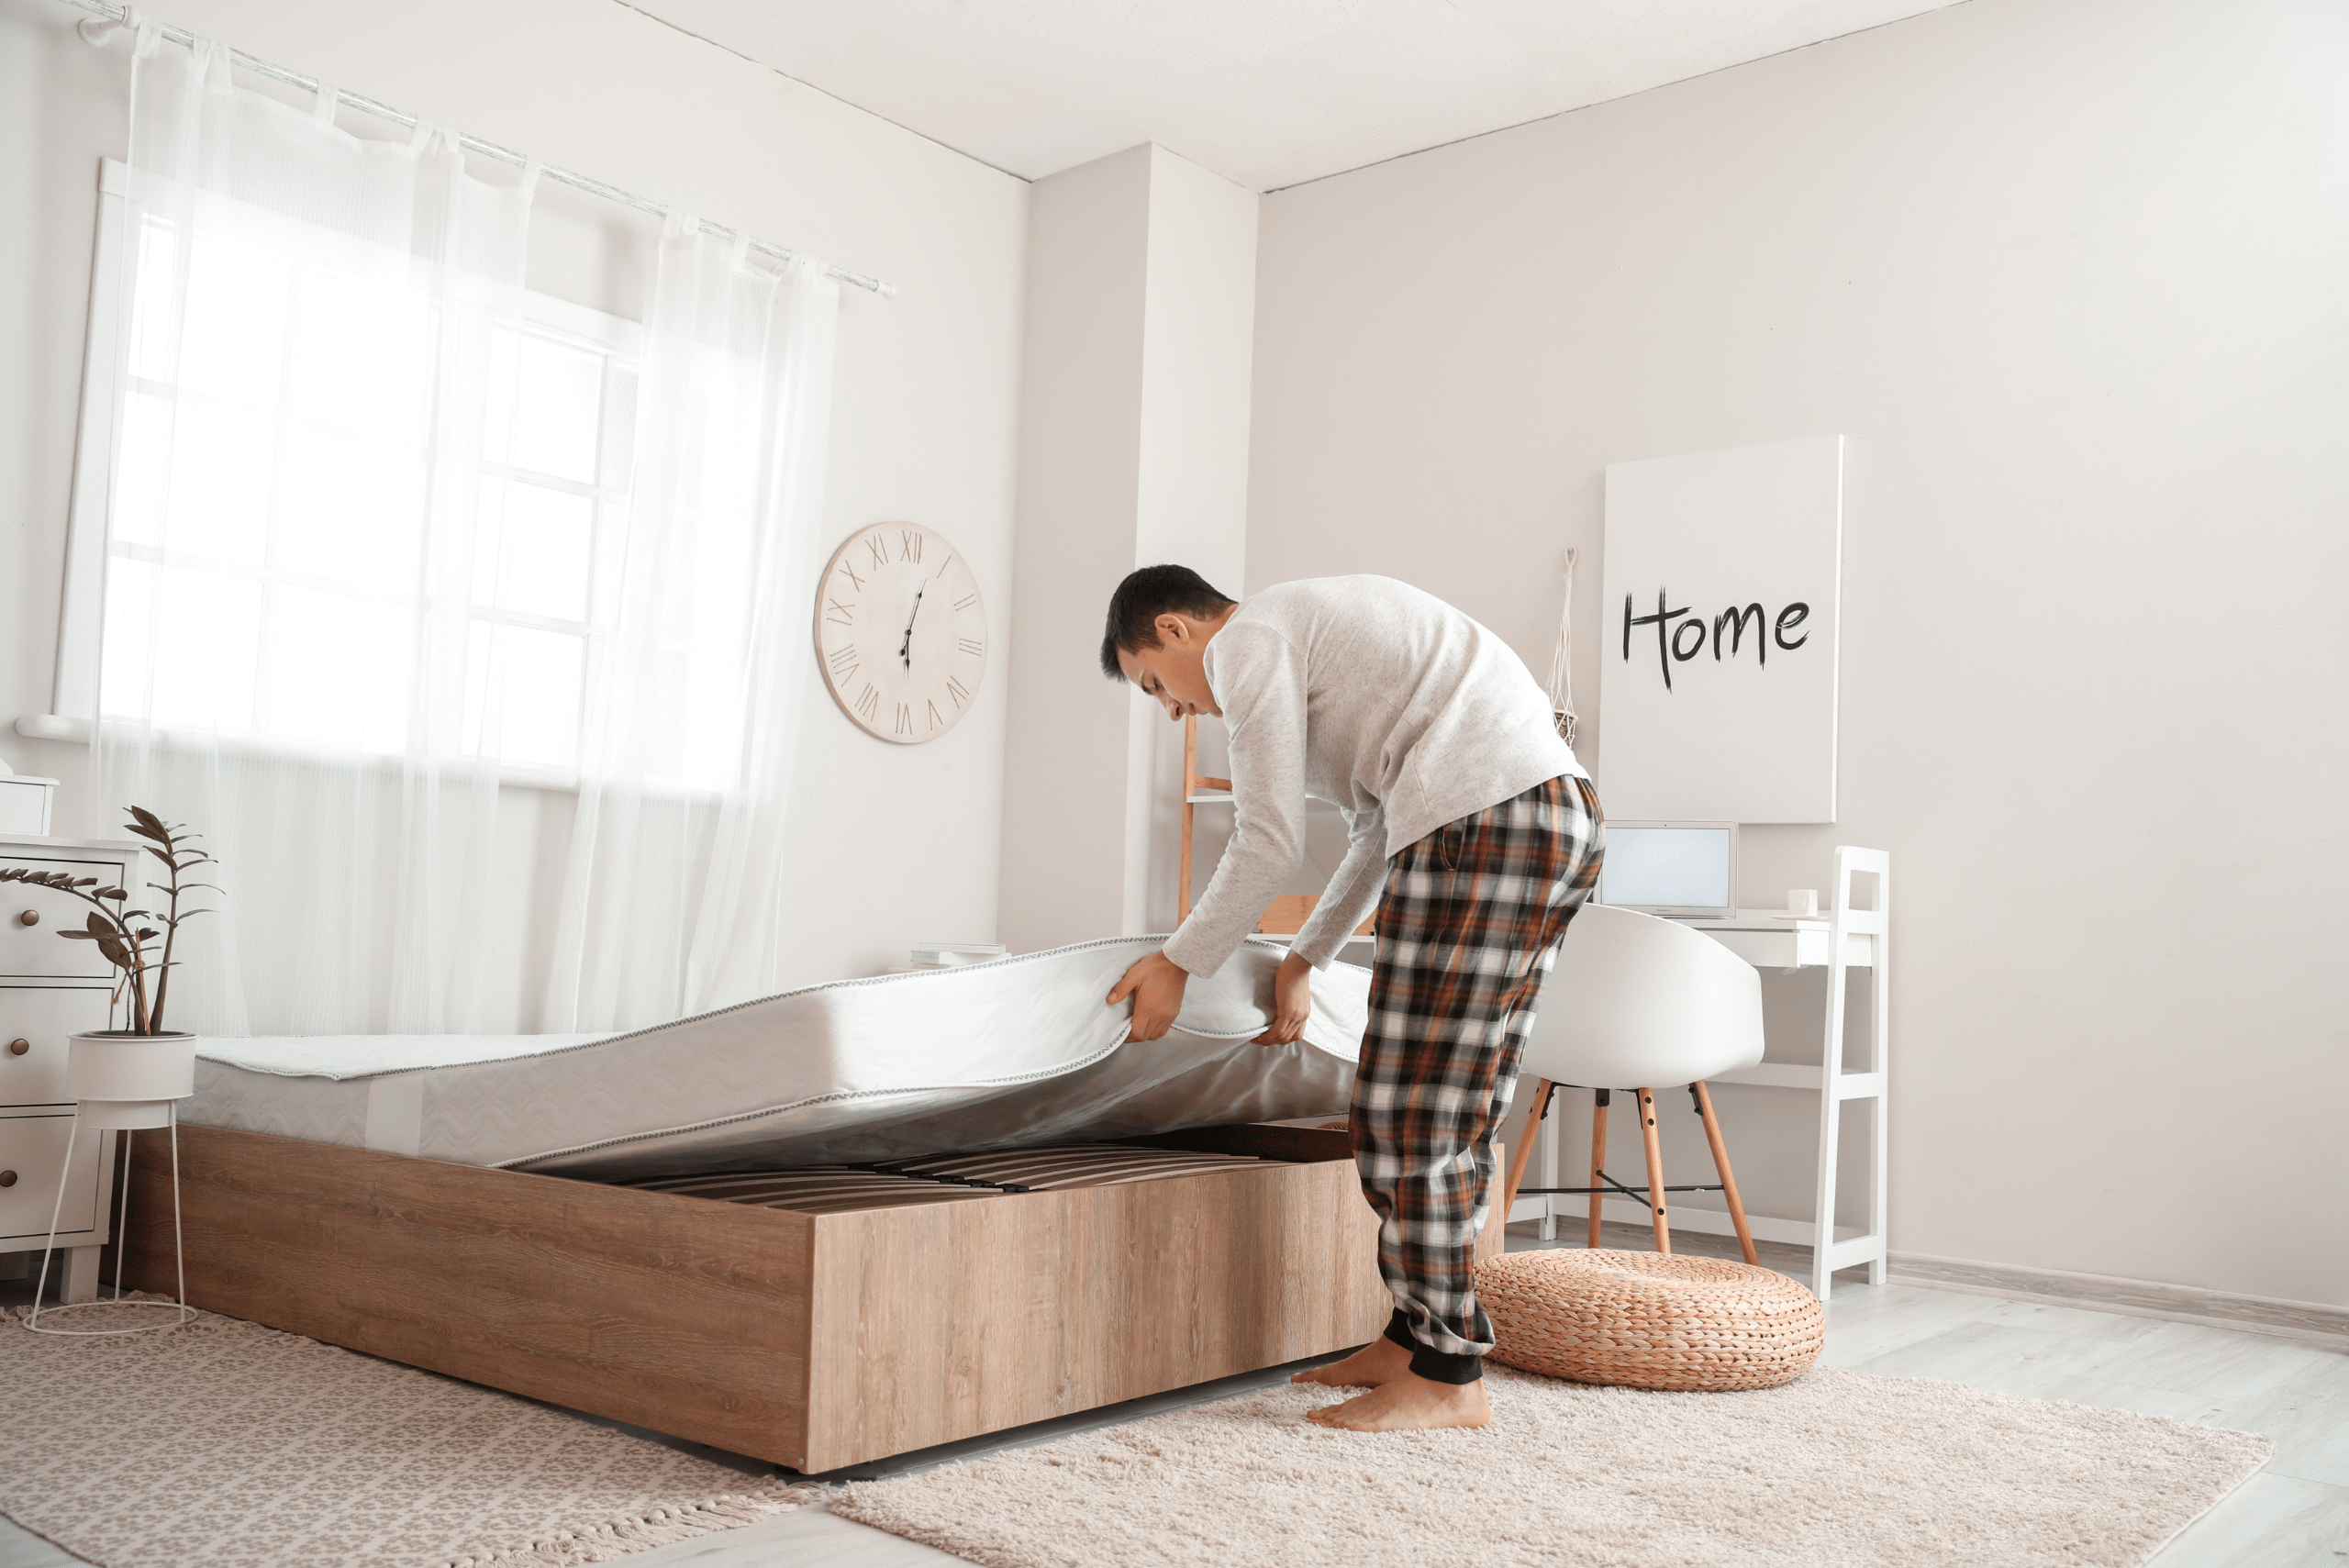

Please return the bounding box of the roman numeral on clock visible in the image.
[926,699,943,730]
[900,529,922,563]
[865,536,890,572]
[946,676,971,709]
[855,683,880,722]
[825,596,855,628]
[826,644,858,681]
[958,637,984,658]
[836,562,864,592]
[895,703,913,735]
[953,594,978,612]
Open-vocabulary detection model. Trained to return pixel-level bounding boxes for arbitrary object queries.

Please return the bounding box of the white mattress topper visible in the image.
[197,1032,617,1080]
[185,937,1367,1180]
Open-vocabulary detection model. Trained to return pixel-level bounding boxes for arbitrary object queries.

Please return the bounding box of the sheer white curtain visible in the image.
[93,23,837,1035]
[98,21,535,1034]
[543,218,838,1030]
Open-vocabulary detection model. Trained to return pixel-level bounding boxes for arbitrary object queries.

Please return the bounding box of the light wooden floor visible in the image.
[4,1221,2343,1567]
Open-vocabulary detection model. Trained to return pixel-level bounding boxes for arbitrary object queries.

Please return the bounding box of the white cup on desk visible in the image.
[1786,889,1820,919]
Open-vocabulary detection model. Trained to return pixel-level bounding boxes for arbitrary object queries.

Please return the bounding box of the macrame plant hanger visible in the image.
[1546,548,1580,744]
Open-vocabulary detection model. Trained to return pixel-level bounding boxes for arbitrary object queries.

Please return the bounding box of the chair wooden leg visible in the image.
[1586,1088,1609,1248]
[1638,1087,1670,1253]
[1499,1079,1554,1222]
[1692,1080,1757,1265]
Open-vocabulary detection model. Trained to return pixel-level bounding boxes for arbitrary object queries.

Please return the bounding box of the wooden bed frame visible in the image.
[116,1121,1497,1473]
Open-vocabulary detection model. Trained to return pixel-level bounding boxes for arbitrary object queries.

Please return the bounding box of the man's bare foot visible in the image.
[1305,1371,1492,1432]
[1292,1335,1412,1388]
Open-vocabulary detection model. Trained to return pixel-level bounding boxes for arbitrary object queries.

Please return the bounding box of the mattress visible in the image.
[185,937,1367,1181]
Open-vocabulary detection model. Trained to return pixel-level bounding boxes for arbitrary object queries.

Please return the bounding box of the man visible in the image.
[1102,565,1602,1433]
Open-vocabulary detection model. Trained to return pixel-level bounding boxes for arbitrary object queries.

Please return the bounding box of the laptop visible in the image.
[1595,821,1738,920]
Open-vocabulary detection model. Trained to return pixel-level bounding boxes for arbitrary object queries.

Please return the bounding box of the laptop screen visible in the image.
[1598,824,1736,917]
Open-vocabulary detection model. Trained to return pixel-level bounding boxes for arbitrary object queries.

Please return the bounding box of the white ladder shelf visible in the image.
[1513,845,1890,1300]
[1800,845,1890,1297]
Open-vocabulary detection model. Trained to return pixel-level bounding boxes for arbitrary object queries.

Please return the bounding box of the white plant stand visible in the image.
[25,1035,195,1335]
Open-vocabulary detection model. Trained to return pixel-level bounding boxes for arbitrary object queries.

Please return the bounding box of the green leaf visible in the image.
[128,806,165,833]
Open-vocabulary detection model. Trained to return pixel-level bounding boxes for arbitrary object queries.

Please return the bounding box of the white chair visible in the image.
[1499,904,1766,1262]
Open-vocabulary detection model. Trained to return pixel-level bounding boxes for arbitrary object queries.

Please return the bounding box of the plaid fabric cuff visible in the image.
[1384,1307,1485,1385]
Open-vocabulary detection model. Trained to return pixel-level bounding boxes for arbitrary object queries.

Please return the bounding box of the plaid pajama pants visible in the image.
[1351,773,1604,1385]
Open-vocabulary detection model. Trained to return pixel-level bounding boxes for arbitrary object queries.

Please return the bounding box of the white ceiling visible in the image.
[623,0,1963,192]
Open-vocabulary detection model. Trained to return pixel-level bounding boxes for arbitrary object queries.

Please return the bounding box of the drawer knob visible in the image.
[14,909,35,927]
[7,1039,26,1056]
[0,1171,14,1187]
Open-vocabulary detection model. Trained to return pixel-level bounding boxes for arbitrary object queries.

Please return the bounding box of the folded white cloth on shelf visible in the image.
[184,937,1366,1181]
[907,940,1008,967]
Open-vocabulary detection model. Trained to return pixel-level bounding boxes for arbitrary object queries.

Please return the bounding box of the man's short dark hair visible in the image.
[1098,564,1237,680]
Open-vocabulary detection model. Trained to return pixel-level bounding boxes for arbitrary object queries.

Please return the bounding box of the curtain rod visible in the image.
[54,0,896,297]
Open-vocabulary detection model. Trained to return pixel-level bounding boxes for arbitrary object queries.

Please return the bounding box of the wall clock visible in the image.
[815,522,988,744]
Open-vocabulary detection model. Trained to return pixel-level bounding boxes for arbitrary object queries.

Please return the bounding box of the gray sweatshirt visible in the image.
[1161,575,1587,979]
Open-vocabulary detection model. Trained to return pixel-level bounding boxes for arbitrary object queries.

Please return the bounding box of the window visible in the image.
[62,159,639,780]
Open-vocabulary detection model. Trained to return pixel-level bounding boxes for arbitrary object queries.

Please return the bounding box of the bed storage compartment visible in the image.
[117,1121,1490,1471]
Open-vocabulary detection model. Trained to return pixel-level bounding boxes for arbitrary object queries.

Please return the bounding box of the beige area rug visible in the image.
[0,1302,814,1567]
[832,1363,2272,1568]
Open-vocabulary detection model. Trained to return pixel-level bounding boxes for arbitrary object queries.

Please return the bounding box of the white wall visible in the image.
[1246,0,2349,1305]
[1131,149,1259,936]
[0,0,1028,1016]
[998,144,1257,952]
[998,146,1152,952]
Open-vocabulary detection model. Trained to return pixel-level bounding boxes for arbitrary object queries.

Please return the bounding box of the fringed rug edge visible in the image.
[440,1481,827,1567]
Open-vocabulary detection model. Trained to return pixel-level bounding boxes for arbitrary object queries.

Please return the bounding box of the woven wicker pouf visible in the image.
[1478,1248,1825,1392]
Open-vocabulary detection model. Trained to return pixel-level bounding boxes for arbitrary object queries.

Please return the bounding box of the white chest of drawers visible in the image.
[1,831,150,1303]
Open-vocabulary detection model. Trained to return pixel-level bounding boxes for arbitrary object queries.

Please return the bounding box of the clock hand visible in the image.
[899,581,928,671]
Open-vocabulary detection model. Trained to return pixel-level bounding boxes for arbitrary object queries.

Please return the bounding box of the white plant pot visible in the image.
[68,1031,196,1129]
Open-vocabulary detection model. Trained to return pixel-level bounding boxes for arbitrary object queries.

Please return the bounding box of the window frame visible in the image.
[47,157,643,792]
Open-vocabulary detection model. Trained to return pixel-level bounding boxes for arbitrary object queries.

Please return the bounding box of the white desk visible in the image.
[1512,850,1891,1299]
[1683,912,1874,974]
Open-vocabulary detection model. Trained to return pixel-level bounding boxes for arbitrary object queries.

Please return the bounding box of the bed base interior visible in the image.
[619,1140,1297,1211]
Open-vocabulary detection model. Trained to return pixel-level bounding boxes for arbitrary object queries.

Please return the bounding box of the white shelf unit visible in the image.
[2,831,150,1304]
[1511,847,1890,1299]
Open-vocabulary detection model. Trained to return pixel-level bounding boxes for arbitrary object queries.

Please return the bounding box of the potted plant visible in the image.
[0,806,218,1121]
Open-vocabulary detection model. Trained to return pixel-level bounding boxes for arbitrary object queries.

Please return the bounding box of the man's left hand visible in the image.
[1253,951,1314,1045]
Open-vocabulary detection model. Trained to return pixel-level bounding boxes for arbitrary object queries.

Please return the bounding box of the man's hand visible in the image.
[1108,950,1190,1041]
[1253,951,1314,1045]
